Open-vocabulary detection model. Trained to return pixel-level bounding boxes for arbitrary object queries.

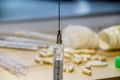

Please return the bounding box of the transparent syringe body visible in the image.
[0,55,28,76]
[53,44,64,80]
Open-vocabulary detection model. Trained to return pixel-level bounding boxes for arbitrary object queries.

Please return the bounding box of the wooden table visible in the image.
[0,48,120,80]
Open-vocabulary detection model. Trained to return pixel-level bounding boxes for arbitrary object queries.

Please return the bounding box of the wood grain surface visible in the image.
[0,48,120,80]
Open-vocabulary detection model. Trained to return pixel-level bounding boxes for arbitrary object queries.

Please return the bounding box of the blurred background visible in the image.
[0,1,120,80]
[0,0,120,34]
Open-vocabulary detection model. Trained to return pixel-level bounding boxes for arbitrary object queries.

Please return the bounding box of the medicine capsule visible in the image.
[43,58,53,65]
[91,55,99,60]
[81,66,91,76]
[34,56,41,63]
[64,48,76,55]
[82,65,91,70]
[86,60,108,67]
[67,65,74,73]
[80,54,91,60]
[46,52,53,57]
[40,49,47,52]
[82,57,88,63]
[75,49,96,54]
[98,56,107,62]
[39,51,47,57]
[64,53,71,59]
[63,65,66,72]
[73,57,82,64]
[73,54,81,58]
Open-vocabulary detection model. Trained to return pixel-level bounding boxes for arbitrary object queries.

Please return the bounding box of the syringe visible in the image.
[53,0,64,80]
[53,44,64,80]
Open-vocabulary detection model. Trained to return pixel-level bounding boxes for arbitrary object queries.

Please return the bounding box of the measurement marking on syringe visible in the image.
[54,60,63,80]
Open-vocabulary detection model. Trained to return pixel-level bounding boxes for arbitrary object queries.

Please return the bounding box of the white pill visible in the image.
[64,48,76,55]
[46,52,53,57]
[81,66,91,75]
[73,57,82,64]
[75,49,96,54]
[82,65,91,70]
[91,55,99,60]
[98,56,107,62]
[64,53,71,59]
[80,54,91,60]
[40,49,47,52]
[34,56,41,63]
[39,51,47,57]
[82,57,88,63]
[43,58,53,65]
[86,60,108,67]
[47,46,54,55]
[67,65,74,73]
[73,54,81,58]
[63,65,66,72]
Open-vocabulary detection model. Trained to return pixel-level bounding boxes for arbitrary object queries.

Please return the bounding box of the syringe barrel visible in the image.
[0,55,28,76]
[53,44,64,80]
[53,44,64,60]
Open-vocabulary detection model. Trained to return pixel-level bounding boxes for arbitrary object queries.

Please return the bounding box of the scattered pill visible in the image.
[34,56,41,63]
[73,54,81,58]
[91,55,99,60]
[73,57,82,64]
[39,51,47,57]
[67,65,74,73]
[81,54,91,60]
[40,49,47,52]
[43,58,53,65]
[47,46,54,55]
[34,47,108,76]
[64,53,71,59]
[98,56,107,62]
[75,49,96,54]
[63,65,66,72]
[82,65,91,70]
[82,57,88,63]
[46,52,53,57]
[64,48,76,55]
[81,66,91,76]
[86,60,108,67]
